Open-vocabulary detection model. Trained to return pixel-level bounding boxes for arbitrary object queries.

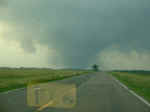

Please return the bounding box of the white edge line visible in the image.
[0,87,25,94]
[112,77,150,107]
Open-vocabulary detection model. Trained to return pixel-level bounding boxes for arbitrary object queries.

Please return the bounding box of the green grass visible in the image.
[112,72,150,103]
[0,69,93,92]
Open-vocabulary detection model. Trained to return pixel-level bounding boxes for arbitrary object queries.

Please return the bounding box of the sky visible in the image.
[0,0,150,70]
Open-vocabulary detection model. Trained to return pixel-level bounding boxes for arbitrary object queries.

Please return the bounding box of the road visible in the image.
[0,72,150,112]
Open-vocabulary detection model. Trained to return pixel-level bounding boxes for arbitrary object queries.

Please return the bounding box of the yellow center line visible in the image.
[37,101,53,111]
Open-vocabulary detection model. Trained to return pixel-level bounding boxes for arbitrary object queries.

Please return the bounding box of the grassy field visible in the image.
[0,69,92,92]
[112,71,150,103]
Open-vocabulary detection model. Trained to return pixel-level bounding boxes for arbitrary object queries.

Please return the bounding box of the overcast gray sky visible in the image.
[0,0,150,70]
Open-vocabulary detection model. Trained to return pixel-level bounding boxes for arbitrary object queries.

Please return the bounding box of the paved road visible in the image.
[0,72,150,112]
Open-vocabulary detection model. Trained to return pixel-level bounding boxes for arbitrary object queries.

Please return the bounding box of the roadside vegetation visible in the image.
[112,71,150,103]
[0,68,92,92]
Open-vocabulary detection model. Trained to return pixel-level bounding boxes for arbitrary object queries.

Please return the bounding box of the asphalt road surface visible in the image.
[0,72,150,112]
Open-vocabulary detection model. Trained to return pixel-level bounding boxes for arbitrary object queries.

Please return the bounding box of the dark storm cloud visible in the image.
[1,0,150,69]
[0,0,5,5]
[0,0,7,8]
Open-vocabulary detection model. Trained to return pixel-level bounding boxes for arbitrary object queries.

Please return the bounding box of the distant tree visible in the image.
[92,64,99,71]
